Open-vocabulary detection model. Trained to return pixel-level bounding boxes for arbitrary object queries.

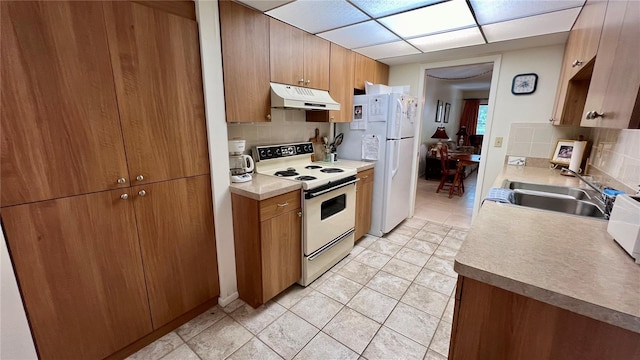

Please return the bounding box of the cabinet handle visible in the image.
[266,114,271,120]
[298,211,302,217]
[571,59,583,67]
[330,116,335,121]
[277,202,288,207]
[136,175,144,181]
[120,194,129,200]
[138,190,146,197]
[298,78,305,84]
[305,79,311,85]
[548,118,555,122]
[362,175,369,179]
[117,177,126,184]
[586,111,605,120]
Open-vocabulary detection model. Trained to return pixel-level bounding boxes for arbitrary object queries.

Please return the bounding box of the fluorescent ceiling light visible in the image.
[350,0,444,18]
[482,7,581,43]
[470,0,585,25]
[409,27,485,52]
[266,0,369,34]
[379,0,476,38]
[354,40,421,60]
[235,0,293,12]
[317,21,400,49]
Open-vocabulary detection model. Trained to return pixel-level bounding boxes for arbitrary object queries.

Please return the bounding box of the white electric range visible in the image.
[254,142,357,286]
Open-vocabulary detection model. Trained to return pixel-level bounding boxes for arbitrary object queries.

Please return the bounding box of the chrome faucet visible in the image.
[560,168,614,217]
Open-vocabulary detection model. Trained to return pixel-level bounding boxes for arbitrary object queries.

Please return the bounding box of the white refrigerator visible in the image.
[337,93,417,236]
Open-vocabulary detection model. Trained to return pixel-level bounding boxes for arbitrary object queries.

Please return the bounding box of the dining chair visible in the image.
[436,147,464,198]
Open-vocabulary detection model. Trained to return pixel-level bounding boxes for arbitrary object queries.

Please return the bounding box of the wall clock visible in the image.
[511,73,538,95]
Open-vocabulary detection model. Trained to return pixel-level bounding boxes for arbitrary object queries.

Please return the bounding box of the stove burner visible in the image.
[275,170,299,177]
[305,165,322,170]
[320,168,344,173]
[295,176,317,181]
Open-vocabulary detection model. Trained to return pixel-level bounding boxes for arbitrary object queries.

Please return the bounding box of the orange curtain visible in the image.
[459,100,480,144]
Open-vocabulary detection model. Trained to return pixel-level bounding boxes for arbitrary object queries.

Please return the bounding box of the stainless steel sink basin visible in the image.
[502,180,593,200]
[512,193,606,219]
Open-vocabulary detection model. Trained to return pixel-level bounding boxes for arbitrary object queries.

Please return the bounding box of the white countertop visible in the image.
[455,165,640,333]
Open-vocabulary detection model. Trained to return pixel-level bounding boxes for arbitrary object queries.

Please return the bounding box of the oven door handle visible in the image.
[306,178,359,198]
[308,228,355,261]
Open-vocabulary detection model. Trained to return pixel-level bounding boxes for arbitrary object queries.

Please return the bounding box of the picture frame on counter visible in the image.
[550,139,574,165]
[435,100,443,122]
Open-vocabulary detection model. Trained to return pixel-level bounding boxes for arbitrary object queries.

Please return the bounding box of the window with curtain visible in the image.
[475,105,488,135]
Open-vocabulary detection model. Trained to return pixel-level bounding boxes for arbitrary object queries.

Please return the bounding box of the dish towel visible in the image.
[483,188,515,204]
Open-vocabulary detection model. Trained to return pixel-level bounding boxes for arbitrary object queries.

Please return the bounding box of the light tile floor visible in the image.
[128,176,475,360]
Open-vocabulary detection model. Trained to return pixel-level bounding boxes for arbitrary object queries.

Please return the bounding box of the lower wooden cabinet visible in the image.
[450,276,640,359]
[355,168,374,241]
[1,175,219,359]
[232,190,302,307]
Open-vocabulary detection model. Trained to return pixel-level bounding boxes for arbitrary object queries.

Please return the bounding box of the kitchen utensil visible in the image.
[228,139,254,182]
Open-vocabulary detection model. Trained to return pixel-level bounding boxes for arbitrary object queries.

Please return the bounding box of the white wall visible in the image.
[421,77,462,145]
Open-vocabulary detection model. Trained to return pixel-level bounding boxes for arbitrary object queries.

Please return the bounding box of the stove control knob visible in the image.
[266,149,272,158]
[259,149,266,159]
[305,144,311,153]
[296,145,302,154]
[275,148,282,156]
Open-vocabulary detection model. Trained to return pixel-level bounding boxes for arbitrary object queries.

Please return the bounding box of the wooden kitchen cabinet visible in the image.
[449,276,640,359]
[133,175,219,328]
[581,0,640,129]
[104,2,210,183]
[307,43,355,123]
[1,190,153,360]
[355,168,374,241]
[232,190,302,307]
[374,61,390,86]
[0,1,130,207]
[270,18,330,90]
[551,0,606,125]
[354,53,377,90]
[219,1,271,122]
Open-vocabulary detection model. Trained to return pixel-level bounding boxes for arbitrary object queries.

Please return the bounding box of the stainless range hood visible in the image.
[270,83,340,111]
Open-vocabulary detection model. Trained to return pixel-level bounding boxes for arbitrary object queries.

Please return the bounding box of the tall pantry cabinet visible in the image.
[0,2,219,359]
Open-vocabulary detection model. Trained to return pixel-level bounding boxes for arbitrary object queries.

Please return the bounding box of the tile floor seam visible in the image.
[180,341,204,360]
[259,310,320,360]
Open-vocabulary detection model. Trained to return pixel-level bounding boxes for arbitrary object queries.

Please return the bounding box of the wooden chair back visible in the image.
[439,146,450,173]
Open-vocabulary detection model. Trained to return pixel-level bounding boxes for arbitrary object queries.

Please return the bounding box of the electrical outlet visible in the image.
[494,137,503,147]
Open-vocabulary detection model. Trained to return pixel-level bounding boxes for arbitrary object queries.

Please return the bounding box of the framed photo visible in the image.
[550,139,574,165]
[444,103,451,123]
[435,100,443,122]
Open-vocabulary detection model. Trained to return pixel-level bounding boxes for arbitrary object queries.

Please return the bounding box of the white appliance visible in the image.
[337,93,418,236]
[607,194,640,264]
[254,142,357,285]
[228,140,254,183]
[270,83,340,111]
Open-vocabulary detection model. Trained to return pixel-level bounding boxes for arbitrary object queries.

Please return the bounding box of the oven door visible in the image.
[303,178,356,255]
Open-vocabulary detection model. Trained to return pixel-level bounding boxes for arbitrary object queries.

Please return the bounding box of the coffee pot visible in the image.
[228,140,254,183]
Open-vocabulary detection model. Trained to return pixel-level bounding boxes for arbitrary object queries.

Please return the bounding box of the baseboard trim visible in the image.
[218,291,239,307]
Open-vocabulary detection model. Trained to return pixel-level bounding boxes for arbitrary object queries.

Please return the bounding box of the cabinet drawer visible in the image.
[260,191,301,220]
[358,169,374,184]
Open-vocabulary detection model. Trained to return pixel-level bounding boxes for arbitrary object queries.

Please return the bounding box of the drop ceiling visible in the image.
[235,0,584,63]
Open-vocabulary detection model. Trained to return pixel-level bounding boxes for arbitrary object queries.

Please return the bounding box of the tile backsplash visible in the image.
[506,123,592,159]
[589,128,640,191]
[227,109,330,153]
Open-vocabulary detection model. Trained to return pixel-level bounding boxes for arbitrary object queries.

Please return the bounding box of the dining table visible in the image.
[448,153,481,198]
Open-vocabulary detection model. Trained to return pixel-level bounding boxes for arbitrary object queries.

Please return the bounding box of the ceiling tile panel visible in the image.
[317,21,400,49]
[266,0,369,34]
[409,27,485,52]
[353,40,421,60]
[470,0,585,25]
[482,7,581,43]
[378,0,476,38]
[235,0,293,12]
[349,0,444,18]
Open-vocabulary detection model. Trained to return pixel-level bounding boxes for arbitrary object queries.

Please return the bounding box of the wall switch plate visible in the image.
[508,156,526,166]
[494,137,503,147]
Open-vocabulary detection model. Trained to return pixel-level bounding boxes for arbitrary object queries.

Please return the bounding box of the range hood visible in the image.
[270,83,340,111]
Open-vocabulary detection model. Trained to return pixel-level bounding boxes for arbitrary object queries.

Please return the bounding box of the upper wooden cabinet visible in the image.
[354,53,377,90]
[0,1,130,207]
[1,189,153,360]
[581,0,640,128]
[219,1,271,122]
[270,19,330,90]
[551,0,607,125]
[375,61,390,85]
[104,2,210,183]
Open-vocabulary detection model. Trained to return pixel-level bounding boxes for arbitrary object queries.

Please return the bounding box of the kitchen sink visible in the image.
[512,193,606,218]
[502,180,594,200]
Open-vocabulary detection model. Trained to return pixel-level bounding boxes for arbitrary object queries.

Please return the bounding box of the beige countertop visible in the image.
[229,160,374,201]
[455,166,640,333]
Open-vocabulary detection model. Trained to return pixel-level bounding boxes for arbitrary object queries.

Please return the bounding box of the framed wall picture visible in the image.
[435,100,443,122]
[444,103,451,123]
[550,139,574,165]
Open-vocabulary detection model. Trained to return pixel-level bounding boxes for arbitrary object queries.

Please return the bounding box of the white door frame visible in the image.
[408,55,502,220]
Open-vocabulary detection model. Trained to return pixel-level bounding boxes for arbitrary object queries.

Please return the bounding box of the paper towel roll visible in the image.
[569,141,587,173]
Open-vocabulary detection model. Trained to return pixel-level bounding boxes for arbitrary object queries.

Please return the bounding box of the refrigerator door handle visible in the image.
[392,141,400,177]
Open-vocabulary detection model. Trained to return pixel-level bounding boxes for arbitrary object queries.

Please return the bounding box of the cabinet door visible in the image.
[1,190,152,360]
[582,0,640,128]
[355,169,374,241]
[374,61,390,85]
[133,175,219,328]
[219,1,271,122]
[303,33,331,90]
[261,208,302,301]
[104,2,210,184]
[270,18,305,87]
[354,53,377,90]
[568,0,607,77]
[329,44,355,122]
[0,2,129,207]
